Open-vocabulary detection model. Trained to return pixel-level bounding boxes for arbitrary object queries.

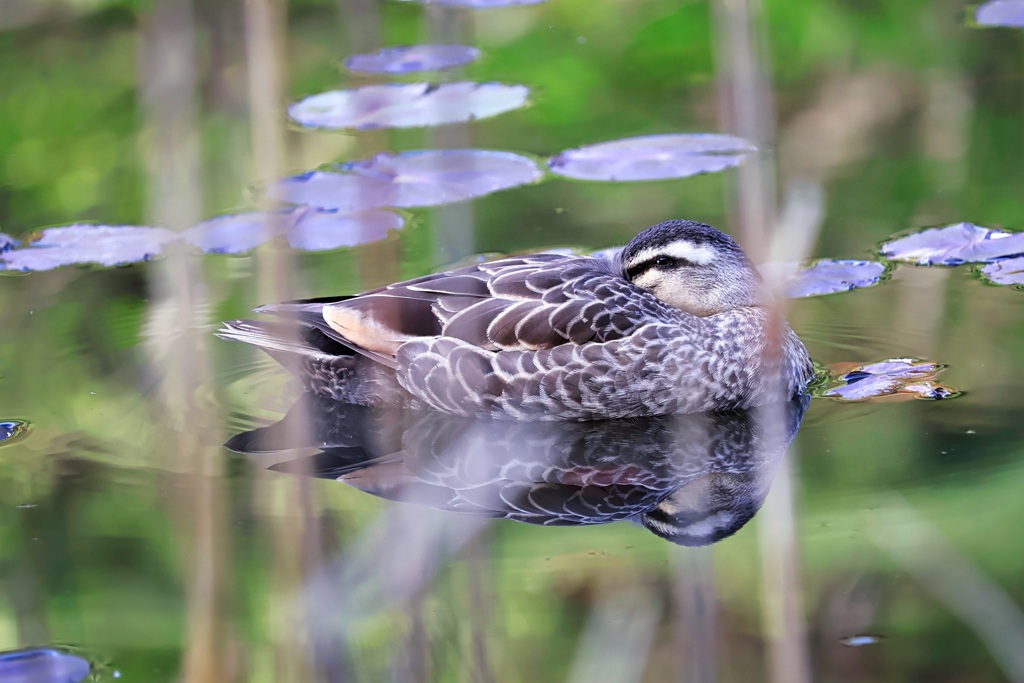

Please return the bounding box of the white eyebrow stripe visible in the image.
[626,241,717,268]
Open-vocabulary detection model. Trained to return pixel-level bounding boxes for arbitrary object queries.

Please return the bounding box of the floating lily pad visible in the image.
[784,259,888,298]
[288,82,529,130]
[548,133,755,182]
[272,150,542,210]
[0,648,90,683]
[184,212,282,254]
[0,420,28,446]
[0,232,17,252]
[287,209,404,251]
[980,256,1024,287]
[399,0,546,6]
[344,44,481,74]
[822,359,960,402]
[0,224,178,272]
[880,223,1024,265]
[976,0,1024,27]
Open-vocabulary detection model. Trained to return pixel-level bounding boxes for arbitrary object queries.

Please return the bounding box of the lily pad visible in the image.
[0,648,90,683]
[548,133,755,182]
[0,224,178,272]
[272,150,542,210]
[0,232,17,252]
[288,82,529,130]
[822,359,960,402]
[976,0,1024,27]
[399,0,546,6]
[880,223,1024,265]
[344,45,481,74]
[0,420,28,446]
[783,259,888,298]
[980,256,1024,287]
[287,209,404,251]
[184,212,282,254]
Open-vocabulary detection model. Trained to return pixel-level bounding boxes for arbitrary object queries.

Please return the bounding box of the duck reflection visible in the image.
[227,394,809,546]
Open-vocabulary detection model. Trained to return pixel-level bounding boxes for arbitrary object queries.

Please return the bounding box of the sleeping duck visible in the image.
[220,220,814,421]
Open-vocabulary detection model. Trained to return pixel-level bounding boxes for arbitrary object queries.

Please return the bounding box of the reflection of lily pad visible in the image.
[821,359,960,402]
[880,223,1024,265]
[0,225,178,272]
[289,82,529,130]
[980,256,1024,287]
[0,420,29,446]
[548,134,755,181]
[976,0,1024,27]
[399,0,546,6]
[0,648,90,683]
[781,259,888,298]
[287,209,404,251]
[272,150,542,210]
[344,45,481,74]
[0,233,16,252]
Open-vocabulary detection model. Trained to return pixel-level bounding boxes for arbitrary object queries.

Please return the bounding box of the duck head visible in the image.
[619,220,765,316]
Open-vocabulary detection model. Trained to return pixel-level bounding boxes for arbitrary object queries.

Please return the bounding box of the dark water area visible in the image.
[2,0,1024,682]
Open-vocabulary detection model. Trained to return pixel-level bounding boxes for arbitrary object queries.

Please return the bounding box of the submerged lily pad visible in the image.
[0,648,90,683]
[980,256,1024,287]
[272,150,542,210]
[548,134,755,182]
[822,359,960,402]
[0,232,17,252]
[344,45,481,74]
[976,0,1024,27]
[0,224,178,272]
[880,223,1024,265]
[287,209,404,251]
[784,259,888,298]
[0,420,28,446]
[399,0,546,6]
[289,82,529,130]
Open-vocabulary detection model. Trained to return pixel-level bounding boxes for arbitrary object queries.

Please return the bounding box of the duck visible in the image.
[219,219,814,421]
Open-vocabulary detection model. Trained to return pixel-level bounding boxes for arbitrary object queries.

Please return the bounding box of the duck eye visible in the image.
[654,256,675,267]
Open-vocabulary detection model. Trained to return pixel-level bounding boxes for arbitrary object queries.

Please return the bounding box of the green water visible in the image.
[2,0,1024,681]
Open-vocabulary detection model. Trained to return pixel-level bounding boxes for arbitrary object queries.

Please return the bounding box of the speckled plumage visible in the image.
[219,220,814,421]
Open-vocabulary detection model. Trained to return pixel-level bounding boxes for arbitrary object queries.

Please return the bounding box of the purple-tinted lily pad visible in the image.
[0,224,178,272]
[0,420,29,446]
[0,232,17,252]
[976,0,1024,27]
[399,0,546,6]
[272,150,542,210]
[184,212,284,254]
[980,256,1024,287]
[880,223,1024,265]
[288,82,529,130]
[548,134,755,182]
[784,259,888,298]
[0,648,91,683]
[344,45,481,74]
[822,359,960,402]
[287,209,404,251]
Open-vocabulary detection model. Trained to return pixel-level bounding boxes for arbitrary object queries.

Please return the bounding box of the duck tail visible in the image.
[218,319,354,370]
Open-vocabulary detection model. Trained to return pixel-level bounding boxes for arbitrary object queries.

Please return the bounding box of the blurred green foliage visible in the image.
[2,0,1024,681]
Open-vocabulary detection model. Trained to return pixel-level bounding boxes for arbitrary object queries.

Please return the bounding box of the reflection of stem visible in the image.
[139,1,230,681]
[672,546,717,683]
[714,3,815,683]
[871,497,1024,683]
